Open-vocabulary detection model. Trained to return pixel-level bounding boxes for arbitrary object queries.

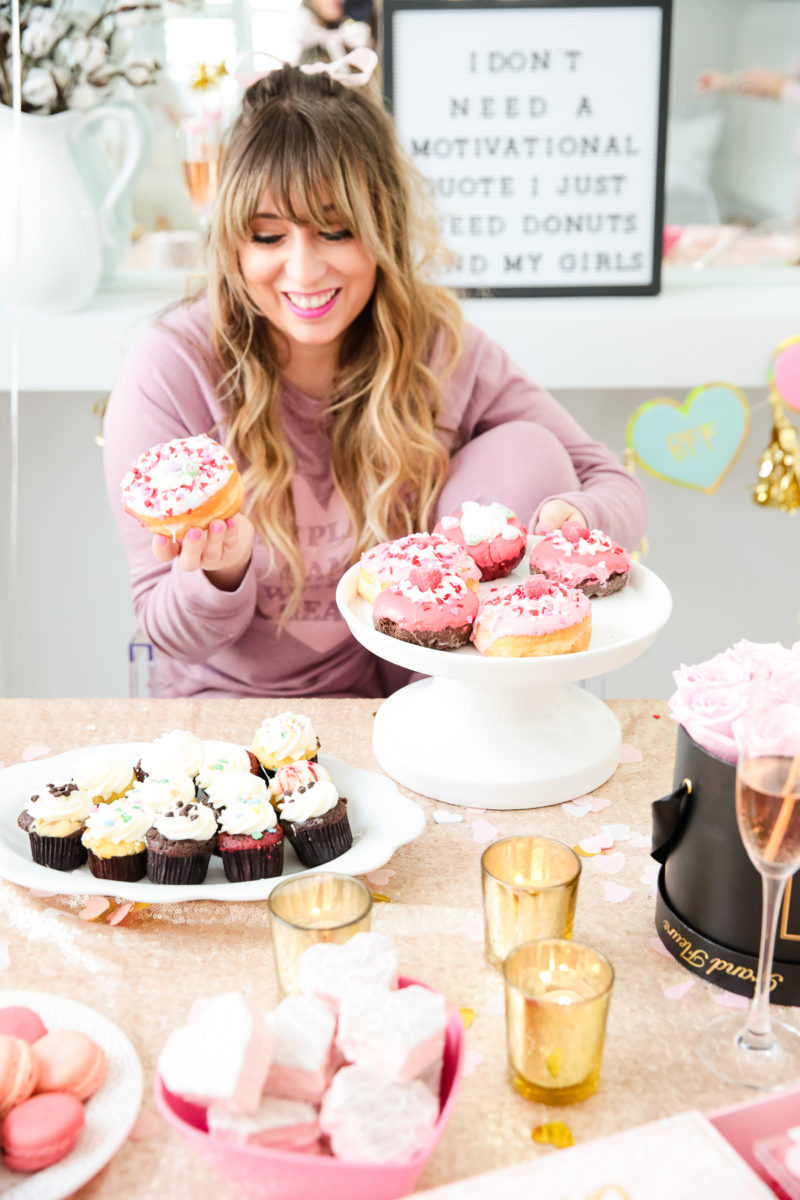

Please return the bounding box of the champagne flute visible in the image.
[701,673,800,1089]
[179,110,222,233]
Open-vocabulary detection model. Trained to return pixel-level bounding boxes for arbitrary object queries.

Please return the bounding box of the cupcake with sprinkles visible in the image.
[138,729,204,784]
[71,752,135,806]
[127,774,197,814]
[145,801,218,885]
[267,761,332,809]
[251,713,320,779]
[18,783,92,871]
[276,779,352,868]
[120,433,245,541]
[217,797,284,882]
[195,742,262,804]
[81,799,154,882]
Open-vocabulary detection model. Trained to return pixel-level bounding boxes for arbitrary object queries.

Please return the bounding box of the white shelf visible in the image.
[1,266,798,393]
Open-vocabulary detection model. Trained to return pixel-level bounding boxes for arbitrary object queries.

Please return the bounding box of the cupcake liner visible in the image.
[28,830,87,872]
[146,847,213,885]
[86,849,147,882]
[281,803,352,868]
[219,838,284,882]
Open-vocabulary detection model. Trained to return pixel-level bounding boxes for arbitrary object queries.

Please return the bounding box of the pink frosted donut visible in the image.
[358,533,481,604]
[372,566,479,650]
[472,575,591,658]
[121,434,244,541]
[434,501,527,581]
[529,522,631,597]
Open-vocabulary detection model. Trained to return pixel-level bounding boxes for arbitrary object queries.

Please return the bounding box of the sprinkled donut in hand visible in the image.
[528,521,631,597]
[471,575,591,658]
[433,501,527,581]
[121,434,245,541]
[372,566,479,650]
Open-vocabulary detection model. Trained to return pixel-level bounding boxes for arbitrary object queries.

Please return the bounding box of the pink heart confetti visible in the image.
[108,902,134,927]
[562,801,591,817]
[79,896,111,922]
[713,991,750,1009]
[127,1108,163,1141]
[602,823,631,841]
[471,819,498,845]
[664,980,695,1001]
[640,862,660,889]
[579,833,615,854]
[590,851,625,875]
[603,882,632,904]
[365,868,395,886]
[649,937,673,959]
[628,832,652,849]
[20,745,52,761]
[0,942,10,971]
[28,889,57,899]
[462,1050,485,1078]
[462,914,484,943]
[432,811,463,824]
[618,744,643,764]
[585,795,612,813]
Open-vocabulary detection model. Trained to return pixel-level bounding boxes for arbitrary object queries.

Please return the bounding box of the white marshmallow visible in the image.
[207,1095,320,1151]
[337,984,448,1084]
[263,994,339,1104]
[299,932,399,1013]
[320,1065,438,1162]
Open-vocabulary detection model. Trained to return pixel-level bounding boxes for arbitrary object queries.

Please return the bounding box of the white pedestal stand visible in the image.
[336,555,672,810]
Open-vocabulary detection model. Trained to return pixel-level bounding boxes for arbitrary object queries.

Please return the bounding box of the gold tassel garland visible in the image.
[753,391,800,513]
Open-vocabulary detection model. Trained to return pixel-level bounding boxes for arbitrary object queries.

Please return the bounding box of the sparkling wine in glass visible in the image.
[701,675,800,1089]
[180,110,223,232]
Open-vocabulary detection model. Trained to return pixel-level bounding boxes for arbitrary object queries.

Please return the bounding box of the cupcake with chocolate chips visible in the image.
[277,779,352,868]
[217,797,284,882]
[18,783,91,871]
[144,800,218,885]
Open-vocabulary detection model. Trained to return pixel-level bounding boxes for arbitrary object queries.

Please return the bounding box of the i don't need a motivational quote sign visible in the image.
[384,1,669,295]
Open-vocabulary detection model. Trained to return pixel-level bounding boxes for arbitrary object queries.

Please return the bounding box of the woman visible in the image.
[103,57,647,699]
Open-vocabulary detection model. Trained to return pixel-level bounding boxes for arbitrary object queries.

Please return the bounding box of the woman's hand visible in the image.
[735,68,787,100]
[152,513,255,592]
[535,500,589,535]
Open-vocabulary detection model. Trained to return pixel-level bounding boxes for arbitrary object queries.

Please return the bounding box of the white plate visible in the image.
[0,749,425,903]
[0,991,142,1200]
[336,541,673,689]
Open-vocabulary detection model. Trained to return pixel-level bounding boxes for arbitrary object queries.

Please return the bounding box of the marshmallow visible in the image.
[320,1065,438,1162]
[299,932,399,1013]
[158,992,273,1114]
[337,985,448,1084]
[207,1095,320,1151]
[263,995,339,1105]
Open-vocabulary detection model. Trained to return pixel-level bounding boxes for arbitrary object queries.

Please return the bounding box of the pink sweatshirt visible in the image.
[103,299,647,698]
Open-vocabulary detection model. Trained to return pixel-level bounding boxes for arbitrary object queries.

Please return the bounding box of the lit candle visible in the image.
[268,873,373,997]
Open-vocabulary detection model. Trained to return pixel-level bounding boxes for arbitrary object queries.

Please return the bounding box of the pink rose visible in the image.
[670,684,749,762]
[729,639,796,677]
[766,659,800,707]
[672,651,750,693]
[745,703,800,760]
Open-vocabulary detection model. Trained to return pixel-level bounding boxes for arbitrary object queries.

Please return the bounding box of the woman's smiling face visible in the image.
[238,189,378,363]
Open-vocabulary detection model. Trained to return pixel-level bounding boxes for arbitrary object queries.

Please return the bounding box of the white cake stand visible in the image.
[336,548,672,810]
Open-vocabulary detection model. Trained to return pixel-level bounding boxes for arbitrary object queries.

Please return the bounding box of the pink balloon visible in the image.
[774,341,800,412]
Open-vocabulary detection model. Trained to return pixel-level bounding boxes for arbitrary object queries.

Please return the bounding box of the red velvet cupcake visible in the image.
[217,798,284,882]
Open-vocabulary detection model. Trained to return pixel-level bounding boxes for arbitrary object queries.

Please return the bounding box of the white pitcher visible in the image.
[0,103,144,314]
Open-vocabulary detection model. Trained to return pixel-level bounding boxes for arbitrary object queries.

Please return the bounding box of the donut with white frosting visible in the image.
[358,533,480,604]
[433,501,527,581]
[472,575,591,657]
[121,434,244,540]
[372,566,479,651]
[529,521,631,597]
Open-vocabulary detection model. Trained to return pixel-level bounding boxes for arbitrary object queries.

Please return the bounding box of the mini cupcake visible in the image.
[138,730,204,783]
[145,802,218,885]
[277,780,352,868]
[81,799,154,882]
[202,770,270,819]
[127,775,197,814]
[252,713,320,779]
[267,762,332,810]
[71,753,135,806]
[18,783,91,871]
[217,798,284,882]
[196,743,261,804]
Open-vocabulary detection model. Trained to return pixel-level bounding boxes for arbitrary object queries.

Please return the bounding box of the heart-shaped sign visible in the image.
[770,335,800,413]
[626,382,750,493]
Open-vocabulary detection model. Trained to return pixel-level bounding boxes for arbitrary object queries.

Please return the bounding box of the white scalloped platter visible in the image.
[0,991,142,1200]
[0,749,425,903]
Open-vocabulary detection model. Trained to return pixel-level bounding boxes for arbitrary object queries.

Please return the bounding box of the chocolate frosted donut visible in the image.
[372,566,479,651]
[529,522,631,598]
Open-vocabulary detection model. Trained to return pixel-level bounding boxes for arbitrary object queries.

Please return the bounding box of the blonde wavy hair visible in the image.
[206,64,463,622]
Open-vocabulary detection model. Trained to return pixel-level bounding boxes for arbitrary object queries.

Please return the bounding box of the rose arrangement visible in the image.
[0,0,175,114]
[669,639,800,763]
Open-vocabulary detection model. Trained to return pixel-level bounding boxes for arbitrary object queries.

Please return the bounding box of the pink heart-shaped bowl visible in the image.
[154,976,465,1200]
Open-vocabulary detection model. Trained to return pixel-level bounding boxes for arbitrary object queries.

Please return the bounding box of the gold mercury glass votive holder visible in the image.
[503,938,614,1105]
[267,872,373,998]
[481,836,581,970]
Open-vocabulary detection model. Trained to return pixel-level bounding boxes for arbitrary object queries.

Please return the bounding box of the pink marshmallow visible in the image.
[159,992,274,1114]
[207,1095,321,1151]
[337,984,448,1083]
[320,1065,438,1162]
[299,932,399,1014]
[263,994,339,1105]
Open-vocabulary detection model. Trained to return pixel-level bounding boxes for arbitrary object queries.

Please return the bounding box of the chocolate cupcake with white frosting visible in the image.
[18,783,92,871]
[145,801,218,885]
[277,779,352,868]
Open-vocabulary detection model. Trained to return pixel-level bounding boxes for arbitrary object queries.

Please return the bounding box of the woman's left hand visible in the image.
[535,500,589,534]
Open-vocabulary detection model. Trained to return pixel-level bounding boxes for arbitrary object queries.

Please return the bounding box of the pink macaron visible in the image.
[32,1030,107,1102]
[1,1092,85,1171]
[0,1006,48,1045]
[0,1035,38,1119]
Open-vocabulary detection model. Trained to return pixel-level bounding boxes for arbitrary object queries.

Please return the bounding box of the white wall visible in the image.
[2,382,798,701]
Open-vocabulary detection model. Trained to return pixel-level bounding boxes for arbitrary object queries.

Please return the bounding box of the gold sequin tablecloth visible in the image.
[0,699,773,1197]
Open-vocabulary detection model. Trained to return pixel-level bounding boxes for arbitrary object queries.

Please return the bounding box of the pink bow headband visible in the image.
[234,47,378,91]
